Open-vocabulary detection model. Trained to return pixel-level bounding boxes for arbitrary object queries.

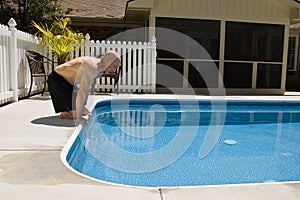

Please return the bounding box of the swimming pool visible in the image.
[61,98,300,187]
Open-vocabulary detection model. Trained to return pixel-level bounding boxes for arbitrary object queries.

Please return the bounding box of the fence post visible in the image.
[151,36,157,93]
[84,34,90,56]
[8,18,18,102]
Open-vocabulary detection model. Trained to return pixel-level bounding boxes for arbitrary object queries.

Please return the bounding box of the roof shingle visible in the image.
[60,0,130,19]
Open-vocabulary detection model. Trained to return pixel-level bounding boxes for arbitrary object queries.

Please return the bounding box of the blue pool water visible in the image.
[65,99,300,187]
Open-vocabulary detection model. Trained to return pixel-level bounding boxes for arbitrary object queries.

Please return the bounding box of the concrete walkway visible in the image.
[0,94,300,200]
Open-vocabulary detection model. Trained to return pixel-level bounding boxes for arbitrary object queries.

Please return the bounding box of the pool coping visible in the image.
[61,94,300,190]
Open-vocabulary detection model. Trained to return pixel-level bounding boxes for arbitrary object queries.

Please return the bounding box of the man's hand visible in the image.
[77,108,92,126]
[83,107,92,116]
[77,116,88,126]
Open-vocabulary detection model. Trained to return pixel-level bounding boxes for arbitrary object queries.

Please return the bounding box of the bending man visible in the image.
[47,50,121,125]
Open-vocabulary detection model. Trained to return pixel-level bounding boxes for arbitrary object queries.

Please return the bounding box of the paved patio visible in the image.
[0,93,300,200]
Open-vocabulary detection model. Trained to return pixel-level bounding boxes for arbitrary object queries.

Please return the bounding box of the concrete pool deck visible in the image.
[0,93,300,200]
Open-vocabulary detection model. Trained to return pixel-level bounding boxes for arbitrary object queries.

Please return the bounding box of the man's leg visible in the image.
[47,71,75,117]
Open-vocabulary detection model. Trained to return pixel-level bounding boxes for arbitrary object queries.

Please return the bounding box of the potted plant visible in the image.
[32,17,84,64]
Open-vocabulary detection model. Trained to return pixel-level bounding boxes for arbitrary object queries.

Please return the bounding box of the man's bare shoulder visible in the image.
[82,56,99,68]
[84,56,99,63]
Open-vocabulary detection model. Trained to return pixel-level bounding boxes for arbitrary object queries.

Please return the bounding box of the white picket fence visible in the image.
[82,39,157,94]
[0,18,156,106]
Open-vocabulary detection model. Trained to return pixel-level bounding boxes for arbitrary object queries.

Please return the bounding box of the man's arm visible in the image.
[75,79,90,125]
[75,61,95,125]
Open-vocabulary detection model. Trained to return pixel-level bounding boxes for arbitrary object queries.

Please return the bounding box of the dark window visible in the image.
[256,64,282,89]
[156,18,220,60]
[224,62,253,88]
[225,22,284,62]
[156,60,184,88]
[188,61,219,88]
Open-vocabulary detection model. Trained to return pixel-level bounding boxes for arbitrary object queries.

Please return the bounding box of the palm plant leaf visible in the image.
[32,18,84,64]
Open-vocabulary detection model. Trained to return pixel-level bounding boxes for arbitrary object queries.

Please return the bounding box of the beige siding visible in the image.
[152,0,290,23]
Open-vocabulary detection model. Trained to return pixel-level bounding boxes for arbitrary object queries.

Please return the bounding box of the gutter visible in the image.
[290,0,300,29]
[123,0,135,20]
[292,0,300,7]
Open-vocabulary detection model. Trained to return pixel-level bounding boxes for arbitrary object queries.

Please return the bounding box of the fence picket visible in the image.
[138,42,143,93]
[121,41,127,93]
[132,42,137,90]
[127,42,132,93]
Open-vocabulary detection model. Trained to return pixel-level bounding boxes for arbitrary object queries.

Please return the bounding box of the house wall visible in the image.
[151,0,291,23]
[147,0,294,95]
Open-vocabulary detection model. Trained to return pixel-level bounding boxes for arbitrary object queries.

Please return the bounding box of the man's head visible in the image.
[100,50,121,73]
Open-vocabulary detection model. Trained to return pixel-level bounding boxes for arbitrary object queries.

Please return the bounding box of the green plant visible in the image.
[32,17,84,64]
